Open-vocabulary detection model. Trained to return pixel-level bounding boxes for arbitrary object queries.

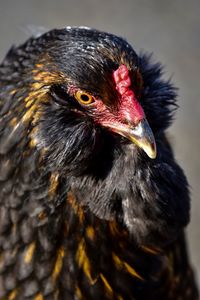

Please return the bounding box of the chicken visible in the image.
[0,26,198,300]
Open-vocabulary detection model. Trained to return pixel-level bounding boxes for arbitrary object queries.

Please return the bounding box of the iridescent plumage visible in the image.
[0,27,198,299]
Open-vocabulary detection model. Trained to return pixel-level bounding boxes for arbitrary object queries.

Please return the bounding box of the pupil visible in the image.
[81,94,89,102]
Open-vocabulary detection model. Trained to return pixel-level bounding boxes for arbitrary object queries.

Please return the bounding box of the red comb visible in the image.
[113,65,144,124]
[113,65,131,95]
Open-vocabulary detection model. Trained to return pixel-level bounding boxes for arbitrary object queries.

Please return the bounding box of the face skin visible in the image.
[63,64,156,159]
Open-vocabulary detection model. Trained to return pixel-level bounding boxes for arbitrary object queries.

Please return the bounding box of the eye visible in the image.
[74,90,94,105]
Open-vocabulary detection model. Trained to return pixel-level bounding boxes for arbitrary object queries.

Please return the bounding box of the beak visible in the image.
[127,119,157,159]
[106,119,157,159]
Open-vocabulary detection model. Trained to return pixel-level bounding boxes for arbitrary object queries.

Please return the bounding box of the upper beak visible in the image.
[105,119,157,159]
[127,119,157,159]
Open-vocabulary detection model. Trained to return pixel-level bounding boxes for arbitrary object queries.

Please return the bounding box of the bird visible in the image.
[0,26,198,300]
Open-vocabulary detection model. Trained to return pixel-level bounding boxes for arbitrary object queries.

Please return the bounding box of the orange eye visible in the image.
[74,90,94,105]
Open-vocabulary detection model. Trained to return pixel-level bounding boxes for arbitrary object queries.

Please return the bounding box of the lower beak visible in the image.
[106,119,157,159]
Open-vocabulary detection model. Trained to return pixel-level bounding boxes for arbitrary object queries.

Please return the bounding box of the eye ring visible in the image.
[74,90,94,105]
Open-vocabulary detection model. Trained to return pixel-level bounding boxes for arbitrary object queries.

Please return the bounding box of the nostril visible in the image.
[122,118,133,126]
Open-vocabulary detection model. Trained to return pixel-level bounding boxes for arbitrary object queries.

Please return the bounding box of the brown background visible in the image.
[0,0,199,285]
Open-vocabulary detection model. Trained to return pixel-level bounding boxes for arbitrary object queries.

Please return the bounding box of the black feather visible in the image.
[0,27,198,299]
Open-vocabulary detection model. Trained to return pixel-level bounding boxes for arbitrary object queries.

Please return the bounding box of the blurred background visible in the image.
[0,0,199,284]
